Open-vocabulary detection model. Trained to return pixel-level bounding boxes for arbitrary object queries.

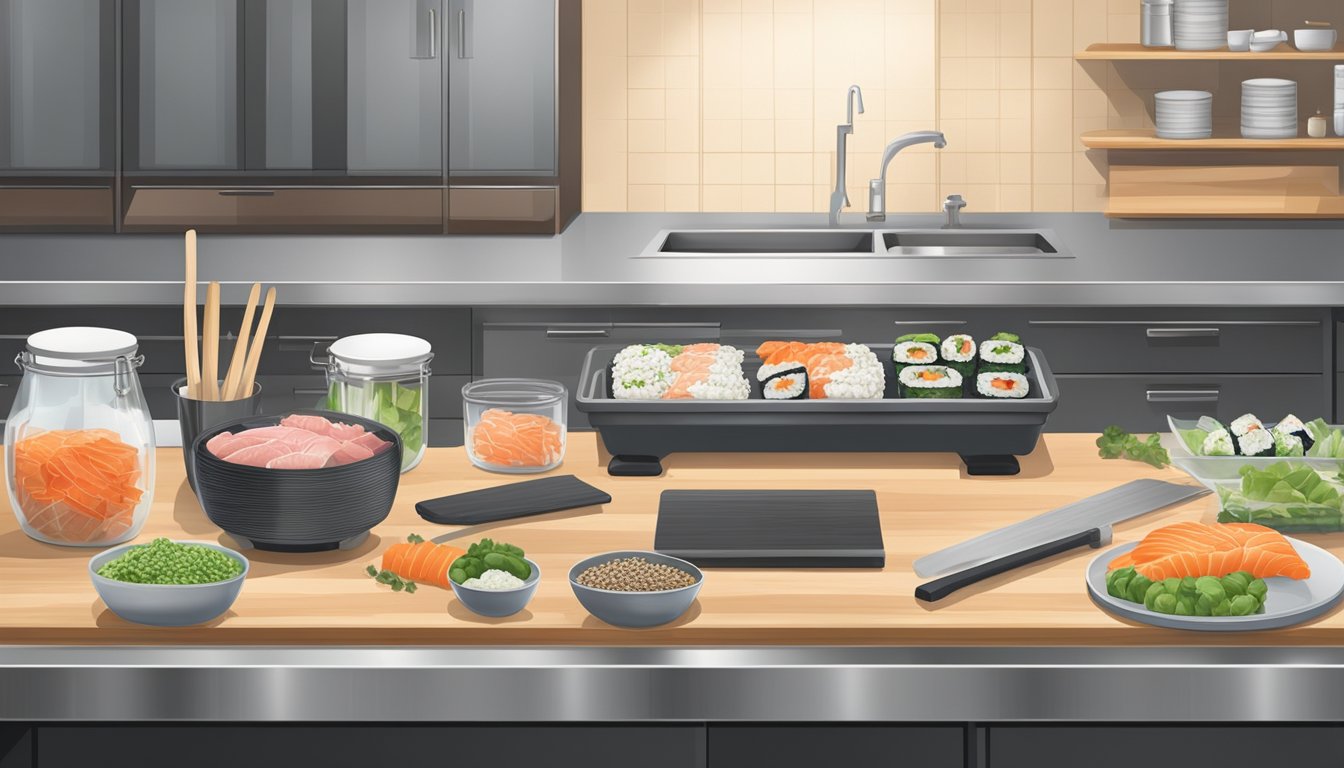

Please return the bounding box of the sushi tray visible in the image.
[575,343,1059,477]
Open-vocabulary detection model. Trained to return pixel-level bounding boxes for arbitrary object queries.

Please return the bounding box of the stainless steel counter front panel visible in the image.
[1,646,1342,723]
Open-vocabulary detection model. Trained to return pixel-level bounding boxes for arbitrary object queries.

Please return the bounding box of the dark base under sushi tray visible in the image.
[576,344,1059,477]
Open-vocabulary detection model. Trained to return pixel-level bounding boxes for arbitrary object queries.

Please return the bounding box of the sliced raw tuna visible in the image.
[280,414,338,436]
[209,413,393,469]
[326,422,367,442]
[329,440,374,466]
[221,441,289,468]
[266,452,329,469]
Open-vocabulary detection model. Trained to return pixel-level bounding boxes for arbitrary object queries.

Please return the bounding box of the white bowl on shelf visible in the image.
[1295,28,1337,51]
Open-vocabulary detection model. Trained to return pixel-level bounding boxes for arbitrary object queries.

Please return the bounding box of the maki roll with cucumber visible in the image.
[892,333,940,379]
[1230,413,1264,439]
[899,365,963,399]
[939,334,977,379]
[1273,413,1315,451]
[756,362,809,400]
[1201,428,1235,457]
[1235,428,1275,458]
[977,331,1026,375]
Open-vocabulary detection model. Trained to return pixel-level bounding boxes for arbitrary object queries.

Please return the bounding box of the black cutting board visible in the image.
[654,490,885,568]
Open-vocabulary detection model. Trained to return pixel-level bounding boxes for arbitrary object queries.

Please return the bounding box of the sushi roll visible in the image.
[1235,428,1275,457]
[1229,413,1264,438]
[824,343,886,399]
[1201,428,1235,457]
[977,332,1026,375]
[1275,433,1305,458]
[976,371,1029,399]
[610,344,676,399]
[665,343,752,400]
[1273,413,1315,451]
[892,339,939,378]
[939,334,977,379]
[757,362,809,400]
[899,365,964,399]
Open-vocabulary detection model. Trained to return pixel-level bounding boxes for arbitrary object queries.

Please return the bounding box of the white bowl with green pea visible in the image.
[89,538,249,627]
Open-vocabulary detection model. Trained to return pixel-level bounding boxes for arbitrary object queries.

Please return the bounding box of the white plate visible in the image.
[1087,538,1344,631]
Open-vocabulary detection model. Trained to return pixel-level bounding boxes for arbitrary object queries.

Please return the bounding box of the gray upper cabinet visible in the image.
[0,0,116,231]
[122,0,446,233]
[447,0,556,177]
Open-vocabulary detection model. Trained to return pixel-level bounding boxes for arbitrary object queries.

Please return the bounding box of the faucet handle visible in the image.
[944,194,967,210]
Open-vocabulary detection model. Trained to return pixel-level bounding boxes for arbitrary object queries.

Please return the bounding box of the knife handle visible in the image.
[915,528,1105,603]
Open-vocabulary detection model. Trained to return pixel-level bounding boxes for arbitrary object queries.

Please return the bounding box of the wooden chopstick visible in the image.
[221,282,261,401]
[235,286,276,401]
[183,230,201,399]
[202,281,221,401]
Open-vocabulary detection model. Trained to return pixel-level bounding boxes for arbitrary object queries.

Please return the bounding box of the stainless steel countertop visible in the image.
[1,213,1342,306]
[2,646,1344,722]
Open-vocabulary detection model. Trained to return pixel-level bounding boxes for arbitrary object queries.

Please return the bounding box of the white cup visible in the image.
[1227,29,1253,51]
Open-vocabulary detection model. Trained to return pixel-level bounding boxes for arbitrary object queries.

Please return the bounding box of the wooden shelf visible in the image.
[1076,43,1344,60]
[1082,130,1344,150]
[1106,195,1344,218]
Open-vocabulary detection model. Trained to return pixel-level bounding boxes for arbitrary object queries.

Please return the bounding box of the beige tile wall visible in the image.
[582,0,1344,213]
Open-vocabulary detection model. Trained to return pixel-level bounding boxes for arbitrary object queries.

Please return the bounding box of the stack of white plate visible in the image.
[1173,0,1228,50]
[1241,78,1298,139]
[1155,90,1213,138]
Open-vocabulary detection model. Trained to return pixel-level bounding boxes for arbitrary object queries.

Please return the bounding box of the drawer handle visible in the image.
[546,328,609,338]
[892,320,968,326]
[218,189,276,197]
[292,388,330,396]
[1146,327,1220,339]
[1146,389,1220,403]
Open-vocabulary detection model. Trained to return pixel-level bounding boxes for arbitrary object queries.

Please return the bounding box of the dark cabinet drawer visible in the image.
[1048,373,1330,433]
[122,187,445,234]
[709,725,962,768]
[990,726,1344,768]
[0,307,186,373]
[37,726,704,768]
[1027,313,1326,374]
[0,187,114,231]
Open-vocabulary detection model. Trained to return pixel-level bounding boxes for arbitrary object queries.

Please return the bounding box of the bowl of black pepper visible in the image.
[568,550,703,628]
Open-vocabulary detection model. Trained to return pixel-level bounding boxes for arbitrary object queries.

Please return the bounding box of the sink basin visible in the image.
[882,230,1067,258]
[641,228,1069,258]
[649,230,874,256]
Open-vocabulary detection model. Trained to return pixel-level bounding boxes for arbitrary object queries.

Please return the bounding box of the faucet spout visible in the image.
[867,130,946,222]
[828,85,865,226]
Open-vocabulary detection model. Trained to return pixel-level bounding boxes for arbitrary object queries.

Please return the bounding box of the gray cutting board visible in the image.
[654,490,885,568]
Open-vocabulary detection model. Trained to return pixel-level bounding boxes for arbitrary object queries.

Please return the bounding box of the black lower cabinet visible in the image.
[989,726,1344,768]
[707,725,964,768]
[0,727,31,768]
[34,725,705,768]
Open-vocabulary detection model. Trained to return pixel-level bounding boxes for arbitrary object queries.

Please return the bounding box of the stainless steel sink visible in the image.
[882,230,1066,258]
[641,228,1069,258]
[652,229,874,255]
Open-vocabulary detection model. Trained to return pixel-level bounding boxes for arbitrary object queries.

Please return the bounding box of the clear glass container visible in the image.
[319,333,433,472]
[5,327,156,547]
[462,379,567,474]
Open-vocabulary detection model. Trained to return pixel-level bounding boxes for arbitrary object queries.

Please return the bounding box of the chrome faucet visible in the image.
[943,194,966,228]
[828,85,864,226]
[866,130,946,222]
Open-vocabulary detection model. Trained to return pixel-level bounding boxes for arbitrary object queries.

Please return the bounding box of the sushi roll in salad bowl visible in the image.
[192,410,402,552]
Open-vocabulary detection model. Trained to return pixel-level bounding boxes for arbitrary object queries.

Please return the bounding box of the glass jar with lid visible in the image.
[318,333,433,472]
[5,327,156,546]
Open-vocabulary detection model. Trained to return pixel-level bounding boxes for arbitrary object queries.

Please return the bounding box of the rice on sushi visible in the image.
[939,334,977,379]
[899,365,963,399]
[1201,428,1235,457]
[611,343,750,400]
[1235,428,1275,457]
[1229,413,1264,438]
[757,362,809,400]
[892,340,938,378]
[977,332,1026,375]
[755,340,886,399]
[1273,413,1314,451]
[976,371,1028,399]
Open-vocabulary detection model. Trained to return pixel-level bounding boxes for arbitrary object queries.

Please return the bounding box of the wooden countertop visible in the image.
[2,434,1341,645]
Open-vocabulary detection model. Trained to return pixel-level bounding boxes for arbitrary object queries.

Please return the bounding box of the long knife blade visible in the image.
[913,479,1209,579]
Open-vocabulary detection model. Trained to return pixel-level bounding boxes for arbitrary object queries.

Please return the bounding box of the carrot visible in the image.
[378,540,466,589]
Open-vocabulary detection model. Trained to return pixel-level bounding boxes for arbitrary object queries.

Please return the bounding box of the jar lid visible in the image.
[27,327,138,361]
[328,333,432,369]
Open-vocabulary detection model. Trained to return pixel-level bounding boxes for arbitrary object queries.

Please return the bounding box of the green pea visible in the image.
[1127,575,1153,604]
[1229,594,1260,616]
[1247,579,1268,603]
[1212,599,1232,617]
[1195,576,1226,605]
[1153,593,1178,614]
[1195,594,1214,617]
[1143,582,1166,611]
[1174,600,1193,616]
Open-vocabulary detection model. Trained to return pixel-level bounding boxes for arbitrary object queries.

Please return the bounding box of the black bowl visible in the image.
[192,409,402,552]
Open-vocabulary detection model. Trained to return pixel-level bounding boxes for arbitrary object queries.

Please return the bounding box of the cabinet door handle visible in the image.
[1146,389,1220,403]
[893,320,968,326]
[217,189,275,197]
[457,8,471,59]
[546,328,609,338]
[429,8,438,58]
[292,388,330,396]
[1146,327,1220,339]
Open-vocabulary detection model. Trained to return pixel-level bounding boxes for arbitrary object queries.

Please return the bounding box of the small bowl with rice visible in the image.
[569,550,703,628]
[450,557,542,618]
